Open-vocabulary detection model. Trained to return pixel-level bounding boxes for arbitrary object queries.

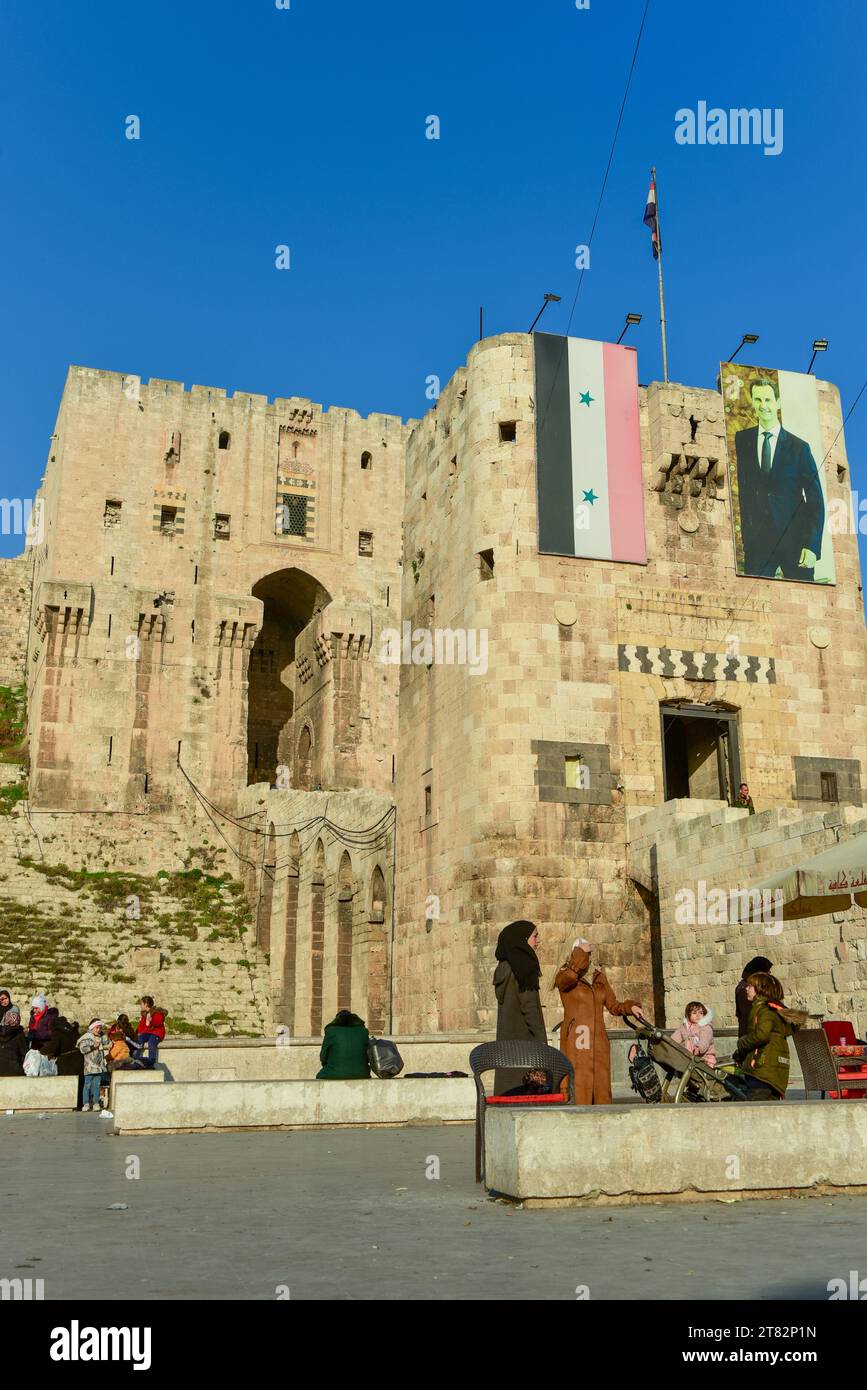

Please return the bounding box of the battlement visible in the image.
[63,364,406,428]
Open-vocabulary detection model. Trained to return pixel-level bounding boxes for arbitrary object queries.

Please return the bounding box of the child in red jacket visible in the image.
[135,996,166,1069]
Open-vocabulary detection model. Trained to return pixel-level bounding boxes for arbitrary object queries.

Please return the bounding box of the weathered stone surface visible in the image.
[1,341,864,1038]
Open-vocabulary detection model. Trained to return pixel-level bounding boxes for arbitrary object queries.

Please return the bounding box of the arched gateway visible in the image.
[246,567,331,786]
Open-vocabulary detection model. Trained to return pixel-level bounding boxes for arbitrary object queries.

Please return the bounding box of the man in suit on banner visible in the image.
[734,379,825,581]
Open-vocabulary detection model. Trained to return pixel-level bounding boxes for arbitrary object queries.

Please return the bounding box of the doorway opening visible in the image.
[660,702,741,803]
[246,568,330,786]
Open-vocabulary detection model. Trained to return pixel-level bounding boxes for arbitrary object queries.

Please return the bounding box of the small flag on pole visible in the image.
[643,175,660,259]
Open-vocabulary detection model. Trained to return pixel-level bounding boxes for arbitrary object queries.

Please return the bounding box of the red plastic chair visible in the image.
[821,1021,867,1098]
[823,1020,860,1047]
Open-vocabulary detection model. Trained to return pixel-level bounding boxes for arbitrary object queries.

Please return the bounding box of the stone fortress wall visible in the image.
[1,338,865,1034]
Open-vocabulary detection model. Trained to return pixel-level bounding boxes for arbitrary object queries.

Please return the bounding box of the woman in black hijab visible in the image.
[735,956,772,1032]
[492,921,547,1093]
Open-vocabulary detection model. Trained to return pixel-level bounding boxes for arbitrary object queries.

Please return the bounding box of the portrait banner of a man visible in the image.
[721,362,835,585]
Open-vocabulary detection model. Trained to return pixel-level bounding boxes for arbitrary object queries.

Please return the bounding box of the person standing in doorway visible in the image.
[733,782,755,814]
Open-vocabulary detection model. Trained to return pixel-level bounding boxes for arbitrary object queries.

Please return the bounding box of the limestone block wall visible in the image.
[393,335,650,1034]
[25,366,407,813]
[0,809,270,1034]
[233,784,394,1036]
[0,553,32,687]
[629,798,867,1032]
[392,333,867,1034]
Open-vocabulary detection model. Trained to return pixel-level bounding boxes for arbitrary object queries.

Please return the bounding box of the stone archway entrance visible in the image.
[246,567,331,786]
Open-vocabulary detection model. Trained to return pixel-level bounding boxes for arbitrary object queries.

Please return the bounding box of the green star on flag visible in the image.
[583,489,598,505]
[579,390,594,406]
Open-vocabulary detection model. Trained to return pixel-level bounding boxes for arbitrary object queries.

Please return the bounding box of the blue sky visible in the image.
[1,0,865,576]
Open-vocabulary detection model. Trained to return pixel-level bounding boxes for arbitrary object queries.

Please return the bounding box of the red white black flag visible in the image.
[643,175,660,259]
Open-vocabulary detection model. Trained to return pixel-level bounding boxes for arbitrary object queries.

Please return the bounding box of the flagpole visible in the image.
[652,166,669,383]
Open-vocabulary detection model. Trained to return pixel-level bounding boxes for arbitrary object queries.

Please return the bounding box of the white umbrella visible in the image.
[745,829,867,922]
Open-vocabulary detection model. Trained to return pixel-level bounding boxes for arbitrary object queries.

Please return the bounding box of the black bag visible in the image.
[628,1041,662,1103]
[367,1037,404,1078]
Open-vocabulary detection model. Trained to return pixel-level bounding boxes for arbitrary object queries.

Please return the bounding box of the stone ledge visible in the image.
[111,1076,477,1134]
[485,1099,867,1205]
[0,1076,78,1111]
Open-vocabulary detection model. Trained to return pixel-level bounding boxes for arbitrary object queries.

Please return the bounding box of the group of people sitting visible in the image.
[494,921,809,1103]
[0,988,167,1111]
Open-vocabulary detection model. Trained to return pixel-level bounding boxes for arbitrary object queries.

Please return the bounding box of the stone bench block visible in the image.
[0,1077,79,1111]
[111,1076,477,1134]
[485,1099,867,1205]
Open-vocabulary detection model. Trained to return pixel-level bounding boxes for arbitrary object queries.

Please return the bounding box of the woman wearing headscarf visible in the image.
[554,939,644,1105]
[735,956,772,1033]
[493,921,547,1094]
[0,996,27,1076]
[27,994,59,1044]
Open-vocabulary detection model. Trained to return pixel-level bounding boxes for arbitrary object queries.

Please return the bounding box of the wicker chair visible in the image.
[469,1041,574,1185]
[793,1028,867,1099]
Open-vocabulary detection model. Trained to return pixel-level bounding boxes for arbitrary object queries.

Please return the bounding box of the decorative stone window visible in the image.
[165,430,182,464]
[280,494,308,537]
[478,548,494,580]
[104,499,122,528]
[361,451,372,470]
[358,530,374,557]
[218,430,231,450]
[214,513,230,540]
[499,421,517,442]
[159,506,177,536]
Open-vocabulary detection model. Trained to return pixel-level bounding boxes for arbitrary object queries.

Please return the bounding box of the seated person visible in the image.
[671,1001,716,1067]
[316,1009,370,1080]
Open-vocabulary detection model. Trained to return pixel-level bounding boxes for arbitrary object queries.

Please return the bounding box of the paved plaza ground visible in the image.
[3,1114,865,1301]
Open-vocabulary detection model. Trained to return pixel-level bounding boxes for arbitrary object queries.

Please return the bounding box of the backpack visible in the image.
[628,1040,662,1103]
[367,1037,404,1078]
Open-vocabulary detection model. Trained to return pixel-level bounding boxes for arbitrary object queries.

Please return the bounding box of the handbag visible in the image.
[367,1037,404,1078]
[628,1039,662,1103]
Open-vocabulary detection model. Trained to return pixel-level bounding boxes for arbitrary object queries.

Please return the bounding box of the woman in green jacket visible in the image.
[733,971,809,1100]
[316,1009,371,1080]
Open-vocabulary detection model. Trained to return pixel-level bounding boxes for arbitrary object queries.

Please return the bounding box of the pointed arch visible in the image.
[246,567,331,787]
[337,851,355,1012]
[310,838,326,1034]
[279,831,301,1030]
[367,864,389,1032]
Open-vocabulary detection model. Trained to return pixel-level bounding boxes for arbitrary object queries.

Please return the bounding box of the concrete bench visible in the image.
[111,1075,476,1133]
[485,1099,867,1206]
[0,1076,79,1112]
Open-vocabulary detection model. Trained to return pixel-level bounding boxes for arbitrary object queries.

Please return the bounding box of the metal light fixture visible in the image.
[727,333,759,363]
[807,338,828,374]
[528,293,562,334]
[616,312,642,344]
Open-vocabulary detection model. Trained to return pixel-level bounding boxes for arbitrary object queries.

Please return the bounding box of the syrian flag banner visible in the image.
[644,176,660,258]
[533,333,646,563]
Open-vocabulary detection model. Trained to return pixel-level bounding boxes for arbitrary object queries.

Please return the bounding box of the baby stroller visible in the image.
[624,1015,751,1103]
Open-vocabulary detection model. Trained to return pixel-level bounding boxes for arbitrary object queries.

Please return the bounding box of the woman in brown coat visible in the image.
[554,939,643,1104]
[493,920,547,1094]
